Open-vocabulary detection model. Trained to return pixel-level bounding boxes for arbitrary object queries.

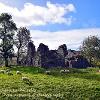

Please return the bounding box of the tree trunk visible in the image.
[5,57,8,67]
[89,57,93,67]
[17,48,20,65]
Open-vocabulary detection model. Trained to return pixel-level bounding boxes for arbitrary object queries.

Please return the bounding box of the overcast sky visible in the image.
[0,0,100,50]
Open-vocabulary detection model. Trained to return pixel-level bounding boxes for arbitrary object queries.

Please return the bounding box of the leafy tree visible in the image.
[15,27,31,65]
[0,13,17,67]
[80,36,100,65]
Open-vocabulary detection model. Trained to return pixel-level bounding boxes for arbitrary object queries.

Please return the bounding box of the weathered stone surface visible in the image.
[56,44,68,67]
[57,44,68,58]
[46,50,65,67]
[34,44,67,68]
[24,43,90,68]
[65,50,90,68]
[26,42,36,66]
[34,43,49,67]
[73,55,90,68]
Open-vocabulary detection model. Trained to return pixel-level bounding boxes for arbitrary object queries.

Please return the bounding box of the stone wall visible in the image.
[24,42,90,68]
[26,42,36,66]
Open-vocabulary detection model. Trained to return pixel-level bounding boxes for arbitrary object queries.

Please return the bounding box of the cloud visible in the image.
[30,28,100,50]
[0,1,75,27]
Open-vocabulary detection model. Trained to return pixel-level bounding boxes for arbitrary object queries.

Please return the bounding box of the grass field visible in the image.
[0,66,100,100]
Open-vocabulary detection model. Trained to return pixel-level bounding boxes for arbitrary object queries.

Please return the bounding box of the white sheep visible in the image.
[0,70,5,74]
[60,69,70,73]
[45,71,51,75]
[22,77,33,85]
[66,70,70,72]
[16,71,22,75]
[6,69,10,72]
[98,70,100,73]
[7,71,13,75]
[22,77,30,81]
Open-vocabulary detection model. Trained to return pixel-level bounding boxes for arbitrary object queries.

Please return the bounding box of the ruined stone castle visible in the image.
[23,42,90,68]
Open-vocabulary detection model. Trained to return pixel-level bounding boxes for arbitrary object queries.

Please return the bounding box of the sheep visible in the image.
[66,70,70,72]
[45,71,51,75]
[60,69,70,73]
[6,69,10,73]
[22,77,33,85]
[0,70,5,74]
[98,70,100,73]
[22,77,30,81]
[16,71,22,75]
[7,71,13,75]
[1,66,4,68]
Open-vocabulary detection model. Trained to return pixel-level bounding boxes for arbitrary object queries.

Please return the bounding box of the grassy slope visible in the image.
[0,67,100,100]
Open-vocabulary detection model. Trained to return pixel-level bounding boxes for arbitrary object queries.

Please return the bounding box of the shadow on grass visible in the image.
[10,66,45,74]
[44,67,100,82]
[50,72,100,82]
[7,66,100,82]
[67,73,100,81]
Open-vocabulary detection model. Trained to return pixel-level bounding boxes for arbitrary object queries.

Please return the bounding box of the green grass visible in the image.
[0,66,100,100]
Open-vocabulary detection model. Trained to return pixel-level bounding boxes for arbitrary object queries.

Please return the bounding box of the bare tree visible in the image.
[15,27,31,65]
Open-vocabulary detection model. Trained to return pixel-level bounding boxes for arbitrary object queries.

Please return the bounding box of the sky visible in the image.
[0,0,100,50]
